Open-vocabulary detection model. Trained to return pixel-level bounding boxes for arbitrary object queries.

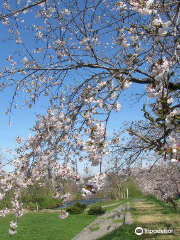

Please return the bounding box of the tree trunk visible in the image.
[167,197,178,210]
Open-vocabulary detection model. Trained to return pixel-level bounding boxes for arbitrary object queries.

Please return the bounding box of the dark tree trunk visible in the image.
[167,197,178,210]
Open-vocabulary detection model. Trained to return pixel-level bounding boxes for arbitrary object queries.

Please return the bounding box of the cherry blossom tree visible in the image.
[134,163,180,209]
[0,0,179,161]
[0,0,179,159]
[0,0,180,234]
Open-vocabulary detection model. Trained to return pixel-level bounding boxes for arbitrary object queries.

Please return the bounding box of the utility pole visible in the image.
[100,160,102,174]
[76,158,78,174]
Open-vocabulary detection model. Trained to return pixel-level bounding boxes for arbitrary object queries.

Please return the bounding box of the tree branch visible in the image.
[0,0,46,20]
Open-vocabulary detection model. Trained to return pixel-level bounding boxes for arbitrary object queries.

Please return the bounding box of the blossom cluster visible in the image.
[81,173,107,196]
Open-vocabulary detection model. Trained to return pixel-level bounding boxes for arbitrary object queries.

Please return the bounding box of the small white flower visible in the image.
[114,102,121,112]
[40,2,45,7]
[123,81,132,89]
[58,210,69,219]
[146,0,154,7]
[10,221,18,229]
[9,229,17,235]
[152,18,162,26]
[167,98,173,104]
[23,57,30,66]
[15,136,24,144]
[3,3,10,9]
[166,135,176,148]
[16,38,22,44]
[36,31,43,39]
[172,148,177,154]
[0,193,4,201]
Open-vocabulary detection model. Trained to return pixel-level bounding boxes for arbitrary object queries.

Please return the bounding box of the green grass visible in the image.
[105,202,123,213]
[0,198,128,240]
[112,219,124,224]
[0,212,97,240]
[122,178,144,198]
[89,223,100,232]
[90,198,128,210]
[97,223,174,240]
[90,199,122,208]
[98,197,180,240]
[144,195,180,214]
[97,225,140,240]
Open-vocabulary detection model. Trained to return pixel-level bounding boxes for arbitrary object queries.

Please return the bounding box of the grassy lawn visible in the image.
[0,199,126,240]
[2,189,179,240]
[98,197,180,240]
[90,198,129,210]
[0,212,97,240]
[131,198,180,239]
[90,199,123,208]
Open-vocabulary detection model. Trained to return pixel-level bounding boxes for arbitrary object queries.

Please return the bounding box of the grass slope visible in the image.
[0,200,126,240]
[98,197,180,240]
[0,212,96,240]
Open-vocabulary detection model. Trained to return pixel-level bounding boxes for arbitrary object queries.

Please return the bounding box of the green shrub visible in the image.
[88,206,106,215]
[74,202,87,210]
[39,198,62,210]
[26,202,37,211]
[74,192,83,200]
[66,206,84,214]
[0,190,14,210]
[0,198,12,210]
[23,198,62,211]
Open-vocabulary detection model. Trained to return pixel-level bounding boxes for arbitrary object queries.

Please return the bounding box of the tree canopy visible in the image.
[0,0,180,235]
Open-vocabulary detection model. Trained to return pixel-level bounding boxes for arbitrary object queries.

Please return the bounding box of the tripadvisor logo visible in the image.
[135,227,143,235]
[135,227,173,235]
